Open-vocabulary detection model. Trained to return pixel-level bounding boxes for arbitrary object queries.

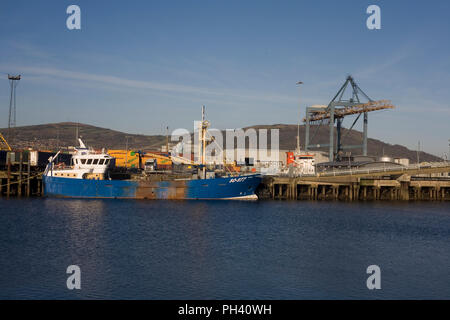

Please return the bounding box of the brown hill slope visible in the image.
[0,122,166,151]
[0,122,441,162]
[246,124,441,162]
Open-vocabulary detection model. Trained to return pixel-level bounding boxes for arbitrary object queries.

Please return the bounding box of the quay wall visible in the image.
[258,175,450,201]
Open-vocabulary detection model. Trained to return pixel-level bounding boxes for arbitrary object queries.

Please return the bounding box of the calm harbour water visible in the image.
[0,198,449,299]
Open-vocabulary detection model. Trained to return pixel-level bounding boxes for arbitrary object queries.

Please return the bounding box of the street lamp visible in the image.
[448,139,450,163]
[125,135,132,168]
[296,81,303,154]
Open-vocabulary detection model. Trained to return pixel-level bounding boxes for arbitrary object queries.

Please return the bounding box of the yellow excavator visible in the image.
[0,133,12,151]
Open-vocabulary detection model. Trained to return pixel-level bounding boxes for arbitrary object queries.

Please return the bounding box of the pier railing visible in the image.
[319,161,450,177]
[274,161,450,178]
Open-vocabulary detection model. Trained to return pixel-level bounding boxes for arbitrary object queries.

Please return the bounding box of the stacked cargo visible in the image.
[107,150,140,168]
[141,153,172,171]
[107,149,173,170]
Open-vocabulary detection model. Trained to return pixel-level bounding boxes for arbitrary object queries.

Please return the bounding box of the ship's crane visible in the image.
[143,151,194,165]
[303,76,395,161]
[170,154,195,165]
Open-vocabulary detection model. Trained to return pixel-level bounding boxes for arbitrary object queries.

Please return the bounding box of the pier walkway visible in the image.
[264,162,450,201]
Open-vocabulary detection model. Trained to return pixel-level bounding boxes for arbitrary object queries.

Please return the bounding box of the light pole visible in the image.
[417,141,420,169]
[166,126,169,154]
[125,136,131,168]
[7,74,21,143]
[448,139,450,163]
[296,81,303,154]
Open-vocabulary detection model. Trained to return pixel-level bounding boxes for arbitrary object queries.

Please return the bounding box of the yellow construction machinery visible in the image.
[0,133,12,151]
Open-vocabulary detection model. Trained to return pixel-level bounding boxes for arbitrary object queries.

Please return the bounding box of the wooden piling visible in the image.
[6,158,11,198]
[293,182,297,200]
[27,159,31,197]
[18,152,23,197]
[264,176,450,202]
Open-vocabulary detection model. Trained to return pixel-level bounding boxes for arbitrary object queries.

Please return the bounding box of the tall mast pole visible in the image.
[296,81,303,154]
[417,141,420,167]
[448,139,450,162]
[166,126,169,154]
[125,136,130,169]
[7,74,21,143]
[75,122,79,146]
[202,105,206,178]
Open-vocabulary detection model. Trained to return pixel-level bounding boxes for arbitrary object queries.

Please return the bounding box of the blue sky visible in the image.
[0,0,449,156]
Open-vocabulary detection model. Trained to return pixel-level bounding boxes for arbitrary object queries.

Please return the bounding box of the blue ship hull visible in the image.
[43,174,262,200]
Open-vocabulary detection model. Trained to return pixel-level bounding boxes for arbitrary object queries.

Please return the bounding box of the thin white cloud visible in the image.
[3,65,298,104]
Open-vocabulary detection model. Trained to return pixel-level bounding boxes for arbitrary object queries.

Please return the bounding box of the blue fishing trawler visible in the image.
[43,108,262,200]
[43,171,261,200]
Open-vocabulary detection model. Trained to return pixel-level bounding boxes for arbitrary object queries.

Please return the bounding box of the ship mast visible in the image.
[199,105,209,179]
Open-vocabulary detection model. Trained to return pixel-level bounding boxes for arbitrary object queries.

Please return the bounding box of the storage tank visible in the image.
[394,158,410,166]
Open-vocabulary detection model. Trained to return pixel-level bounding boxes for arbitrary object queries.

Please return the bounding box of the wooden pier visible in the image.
[258,163,450,201]
[262,175,450,201]
[0,152,43,198]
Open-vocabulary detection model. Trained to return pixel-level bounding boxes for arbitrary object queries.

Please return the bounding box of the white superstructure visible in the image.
[293,153,315,175]
[44,139,114,180]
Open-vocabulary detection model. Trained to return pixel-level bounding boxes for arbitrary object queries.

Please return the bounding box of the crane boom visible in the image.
[144,152,194,165]
[0,133,12,151]
[303,100,394,122]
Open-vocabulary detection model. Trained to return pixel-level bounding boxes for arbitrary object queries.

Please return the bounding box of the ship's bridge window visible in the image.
[105,159,110,165]
[87,159,93,165]
[93,159,99,165]
[81,159,86,164]
[99,159,105,165]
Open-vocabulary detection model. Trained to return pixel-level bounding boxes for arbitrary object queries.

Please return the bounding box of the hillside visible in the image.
[246,124,442,162]
[0,122,442,162]
[0,122,166,151]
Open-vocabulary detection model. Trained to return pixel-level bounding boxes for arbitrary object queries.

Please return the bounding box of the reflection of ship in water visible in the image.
[43,107,261,200]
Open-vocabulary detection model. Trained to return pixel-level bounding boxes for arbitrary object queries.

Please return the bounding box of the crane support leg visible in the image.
[363,112,368,156]
[329,105,335,162]
[305,110,310,152]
